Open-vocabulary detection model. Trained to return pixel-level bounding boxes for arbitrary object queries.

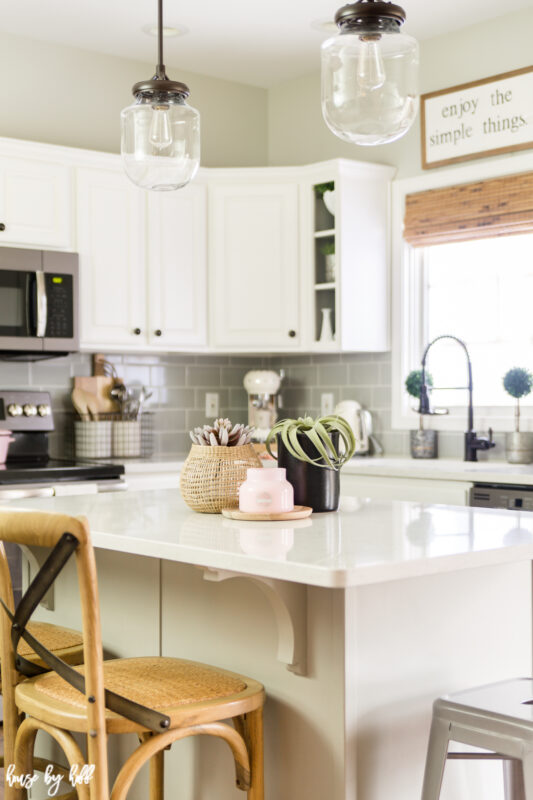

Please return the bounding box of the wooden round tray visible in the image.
[221,506,312,521]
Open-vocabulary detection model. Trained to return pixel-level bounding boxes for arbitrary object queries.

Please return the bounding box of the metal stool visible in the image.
[422,678,533,800]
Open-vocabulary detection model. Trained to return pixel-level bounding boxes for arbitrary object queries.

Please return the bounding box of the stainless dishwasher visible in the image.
[470,484,533,511]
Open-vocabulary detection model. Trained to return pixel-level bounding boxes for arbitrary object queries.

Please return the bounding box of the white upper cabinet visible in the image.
[76,164,146,349]
[0,138,395,354]
[300,159,396,353]
[209,178,300,350]
[147,183,207,348]
[0,150,72,250]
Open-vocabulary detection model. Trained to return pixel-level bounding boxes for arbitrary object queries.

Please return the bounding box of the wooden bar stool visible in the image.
[0,543,84,799]
[0,510,265,800]
[422,678,533,800]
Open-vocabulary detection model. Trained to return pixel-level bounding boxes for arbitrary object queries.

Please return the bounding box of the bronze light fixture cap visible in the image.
[132,77,190,99]
[334,0,406,31]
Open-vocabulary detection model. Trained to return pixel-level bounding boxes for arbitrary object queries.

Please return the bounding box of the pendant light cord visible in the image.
[156,0,166,79]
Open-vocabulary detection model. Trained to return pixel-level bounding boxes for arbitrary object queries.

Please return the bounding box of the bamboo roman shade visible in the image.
[404,171,533,247]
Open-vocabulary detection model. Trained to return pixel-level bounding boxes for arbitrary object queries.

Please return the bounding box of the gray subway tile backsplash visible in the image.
[0,348,493,461]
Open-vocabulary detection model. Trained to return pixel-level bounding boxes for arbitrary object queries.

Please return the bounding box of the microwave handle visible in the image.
[35,271,48,338]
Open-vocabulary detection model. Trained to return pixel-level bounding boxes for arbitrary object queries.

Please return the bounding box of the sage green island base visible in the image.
[13,489,533,800]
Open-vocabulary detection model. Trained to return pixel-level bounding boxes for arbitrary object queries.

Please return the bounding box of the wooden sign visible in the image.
[421,66,533,169]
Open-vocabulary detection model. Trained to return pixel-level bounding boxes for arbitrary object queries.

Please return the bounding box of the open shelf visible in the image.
[313,182,337,345]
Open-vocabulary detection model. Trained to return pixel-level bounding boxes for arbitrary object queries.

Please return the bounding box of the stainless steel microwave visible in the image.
[0,247,78,355]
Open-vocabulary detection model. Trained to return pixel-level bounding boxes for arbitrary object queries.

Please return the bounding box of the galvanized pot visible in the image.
[410,429,438,459]
[506,432,533,464]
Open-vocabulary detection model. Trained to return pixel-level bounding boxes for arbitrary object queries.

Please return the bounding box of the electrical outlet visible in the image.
[321,393,334,415]
[205,393,219,418]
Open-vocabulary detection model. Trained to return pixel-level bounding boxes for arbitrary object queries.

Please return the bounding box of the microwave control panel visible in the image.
[45,273,74,339]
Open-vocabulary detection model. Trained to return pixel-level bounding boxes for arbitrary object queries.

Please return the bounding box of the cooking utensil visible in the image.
[110,383,129,419]
[71,388,90,421]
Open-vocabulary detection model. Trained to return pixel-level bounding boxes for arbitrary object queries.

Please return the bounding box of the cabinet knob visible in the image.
[155,329,162,337]
[288,330,296,338]
[133,328,141,335]
[0,223,5,232]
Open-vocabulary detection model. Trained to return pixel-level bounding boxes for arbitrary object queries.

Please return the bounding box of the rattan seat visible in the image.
[15,656,263,733]
[0,622,84,689]
[0,510,265,799]
[15,620,83,662]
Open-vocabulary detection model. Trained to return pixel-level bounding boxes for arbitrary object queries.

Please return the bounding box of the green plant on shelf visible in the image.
[503,367,533,433]
[405,369,433,431]
[314,181,334,198]
[320,241,335,256]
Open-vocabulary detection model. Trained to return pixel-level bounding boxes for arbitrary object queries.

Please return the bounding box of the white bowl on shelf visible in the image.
[323,189,336,217]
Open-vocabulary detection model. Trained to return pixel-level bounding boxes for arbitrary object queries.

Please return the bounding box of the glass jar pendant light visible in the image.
[121,0,200,191]
[321,0,419,146]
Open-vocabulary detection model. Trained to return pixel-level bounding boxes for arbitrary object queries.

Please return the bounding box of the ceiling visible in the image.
[0,0,530,87]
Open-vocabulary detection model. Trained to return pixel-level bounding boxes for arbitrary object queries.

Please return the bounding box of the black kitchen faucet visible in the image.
[418,334,496,462]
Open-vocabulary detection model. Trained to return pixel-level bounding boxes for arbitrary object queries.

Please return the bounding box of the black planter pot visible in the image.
[277,432,340,512]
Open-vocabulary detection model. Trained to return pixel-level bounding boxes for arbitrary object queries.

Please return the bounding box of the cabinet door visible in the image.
[209,182,300,349]
[147,183,207,348]
[0,155,72,249]
[76,166,146,349]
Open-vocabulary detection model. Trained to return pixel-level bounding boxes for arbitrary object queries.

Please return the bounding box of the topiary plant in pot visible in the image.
[503,367,533,464]
[265,415,356,512]
[405,369,438,459]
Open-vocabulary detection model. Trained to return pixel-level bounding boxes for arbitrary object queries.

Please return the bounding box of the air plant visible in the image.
[190,418,254,447]
[265,415,356,470]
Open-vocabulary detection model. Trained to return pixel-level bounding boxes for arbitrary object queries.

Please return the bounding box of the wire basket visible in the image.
[73,413,155,460]
[74,421,113,459]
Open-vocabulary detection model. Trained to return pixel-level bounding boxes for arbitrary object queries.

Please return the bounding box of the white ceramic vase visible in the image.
[319,307,334,344]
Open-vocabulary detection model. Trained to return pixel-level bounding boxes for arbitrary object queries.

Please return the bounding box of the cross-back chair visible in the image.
[0,509,265,800]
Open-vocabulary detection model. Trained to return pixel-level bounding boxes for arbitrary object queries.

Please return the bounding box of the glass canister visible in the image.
[239,468,294,514]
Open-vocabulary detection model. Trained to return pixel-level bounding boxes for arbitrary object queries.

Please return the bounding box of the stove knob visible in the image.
[7,403,22,417]
[37,404,51,417]
[23,404,37,417]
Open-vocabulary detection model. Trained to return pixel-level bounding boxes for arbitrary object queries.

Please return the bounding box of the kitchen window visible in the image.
[391,152,533,432]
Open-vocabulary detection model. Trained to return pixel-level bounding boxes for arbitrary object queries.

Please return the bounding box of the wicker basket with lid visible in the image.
[180,444,262,514]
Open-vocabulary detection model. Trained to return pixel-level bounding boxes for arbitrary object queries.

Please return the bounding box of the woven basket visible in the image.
[180,444,262,514]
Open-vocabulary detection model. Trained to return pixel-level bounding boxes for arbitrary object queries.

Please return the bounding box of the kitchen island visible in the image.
[8,489,533,800]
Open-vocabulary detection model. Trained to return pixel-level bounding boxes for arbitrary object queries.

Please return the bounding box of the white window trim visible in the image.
[391,150,533,434]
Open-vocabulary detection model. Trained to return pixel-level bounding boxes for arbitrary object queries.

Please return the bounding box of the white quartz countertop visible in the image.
[118,455,533,486]
[330,456,533,485]
[8,489,533,589]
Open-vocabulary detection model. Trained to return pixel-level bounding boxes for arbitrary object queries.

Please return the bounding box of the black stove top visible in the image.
[0,390,125,487]
[0,458,124,485]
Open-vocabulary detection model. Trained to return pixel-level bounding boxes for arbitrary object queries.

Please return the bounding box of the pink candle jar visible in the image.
[239,468,294,514]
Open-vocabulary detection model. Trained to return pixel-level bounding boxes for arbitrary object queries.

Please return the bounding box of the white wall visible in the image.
[267,8,533,177]
[0,31,268,167]
[1,10,531,173]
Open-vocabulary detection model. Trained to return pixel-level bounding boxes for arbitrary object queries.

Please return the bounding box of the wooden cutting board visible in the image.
[221,506,312,521]
[73,376,120,414]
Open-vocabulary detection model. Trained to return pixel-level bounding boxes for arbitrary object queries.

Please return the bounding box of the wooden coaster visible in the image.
[221,506,313,521]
